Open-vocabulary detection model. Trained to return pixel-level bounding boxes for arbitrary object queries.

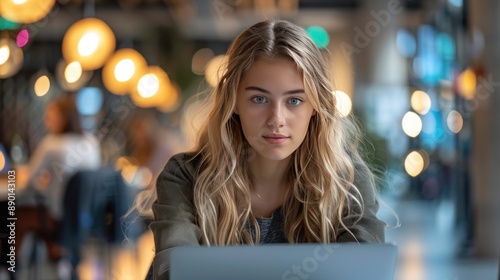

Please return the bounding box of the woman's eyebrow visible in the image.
[244,86,305,95]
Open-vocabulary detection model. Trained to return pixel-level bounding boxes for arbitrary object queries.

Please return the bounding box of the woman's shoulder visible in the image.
[155,152,203,199]
[160,152,203,182]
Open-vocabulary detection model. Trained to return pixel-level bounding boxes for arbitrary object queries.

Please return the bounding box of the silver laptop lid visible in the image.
[170,243,397,280]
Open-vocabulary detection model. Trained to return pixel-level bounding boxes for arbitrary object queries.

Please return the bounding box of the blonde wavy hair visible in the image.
[136,19,375,246]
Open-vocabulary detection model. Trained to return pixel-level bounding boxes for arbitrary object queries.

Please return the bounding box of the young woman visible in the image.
[16,94,100,278]
[148,19,386,279]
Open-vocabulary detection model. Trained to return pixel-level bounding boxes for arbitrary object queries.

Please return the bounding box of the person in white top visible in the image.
[16,94,100,267]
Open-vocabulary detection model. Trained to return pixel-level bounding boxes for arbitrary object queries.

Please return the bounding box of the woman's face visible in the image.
[235,57,315,162]
[44,103,66,134]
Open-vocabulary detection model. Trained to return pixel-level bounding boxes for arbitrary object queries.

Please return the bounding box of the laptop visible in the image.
[170,243,397,280]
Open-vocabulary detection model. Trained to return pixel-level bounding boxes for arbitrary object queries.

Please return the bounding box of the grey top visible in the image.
[254,210,287,244]
[151,153,386,280]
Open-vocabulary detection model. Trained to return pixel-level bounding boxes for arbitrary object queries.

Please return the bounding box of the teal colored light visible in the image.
[436,33,455,60]
[306,26,330,49]
[0,17,20,31]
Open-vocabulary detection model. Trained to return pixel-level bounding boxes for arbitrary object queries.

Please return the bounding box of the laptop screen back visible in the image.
[170,243,397,280]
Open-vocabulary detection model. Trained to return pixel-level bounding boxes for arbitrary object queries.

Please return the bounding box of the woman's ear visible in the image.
[311,110,316,116]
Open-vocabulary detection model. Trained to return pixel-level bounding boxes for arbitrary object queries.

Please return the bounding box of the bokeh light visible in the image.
[192,48,214,75]
[0,150,5,172]
[405,151,425,177]
[65,61,83,83]
[402,111,423,138]
[56,59,93,91]
[34,75,51,97]
[62,18,116,70]
[447,110,463,133]
[436,33,455,60]
[157,82,181,113]
[457,68,476,100]
[205,55,228,88]
[306,25,330,49]
[138,74,160,98]
[0,17,20,30]
[131,66,172,108]
[396,29,416,58]
[410,90,432,115]
[16,29,29,47]
[448,0,463,8]
[0,38,23,78]
[333,90,352,117]
[0,45,9,65]
[77,87,103,115]
[0,0,56,24]
[102,48,147,95]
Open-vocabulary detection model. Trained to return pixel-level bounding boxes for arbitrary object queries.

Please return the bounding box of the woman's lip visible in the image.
[263,136,289,144]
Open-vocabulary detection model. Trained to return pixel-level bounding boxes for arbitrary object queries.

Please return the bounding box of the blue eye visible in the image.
[288,98,303,106]
[252,96,266,104]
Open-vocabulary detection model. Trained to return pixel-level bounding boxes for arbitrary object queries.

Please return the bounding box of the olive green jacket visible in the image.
[150,153,386,279]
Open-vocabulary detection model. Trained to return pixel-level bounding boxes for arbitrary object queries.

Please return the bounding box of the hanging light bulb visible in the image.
[0,38,23,78]
[102,48,147,95]
[30,70,54,97]
[0,0,56,24]
[65,61,83,83]
[130,66,172,108]
[34,75,51,97]
[56,59,93,91]
[0,45,10,65]
[402,111,422,138]
[62,18,116,70]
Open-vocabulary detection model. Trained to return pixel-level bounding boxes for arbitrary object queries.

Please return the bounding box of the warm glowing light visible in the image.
[447,110,463,133]
[137,74,160,98]
[115,59,135,82]
[0,46,10,65]
[0,0,55,24]
[157,83,181,113]
[56,59,92,91]
[77,32,100,57]
[102,48,147,95]
[0,151,5,171]
[405,151,425,177]
[457,68,476,100]
[410,90,431,115]
[65,61,83,83]
[115,156,132,170]
[34,75,50,97]
[402,111,422,138]
[333,90,352,117]
[62,18,116,70]
[205,55,228,88]
[0,38,23,78]
[130,66,172,108]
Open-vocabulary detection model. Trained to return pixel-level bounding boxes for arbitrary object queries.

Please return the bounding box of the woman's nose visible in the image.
[267,104,286,128]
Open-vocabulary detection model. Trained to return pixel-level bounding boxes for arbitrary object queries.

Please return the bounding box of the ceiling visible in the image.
[31,0,425,41]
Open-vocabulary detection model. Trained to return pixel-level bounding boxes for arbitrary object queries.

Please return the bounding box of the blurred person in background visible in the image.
[138,19,387,279]
[128,112,181,187]
[16,94,101,278]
